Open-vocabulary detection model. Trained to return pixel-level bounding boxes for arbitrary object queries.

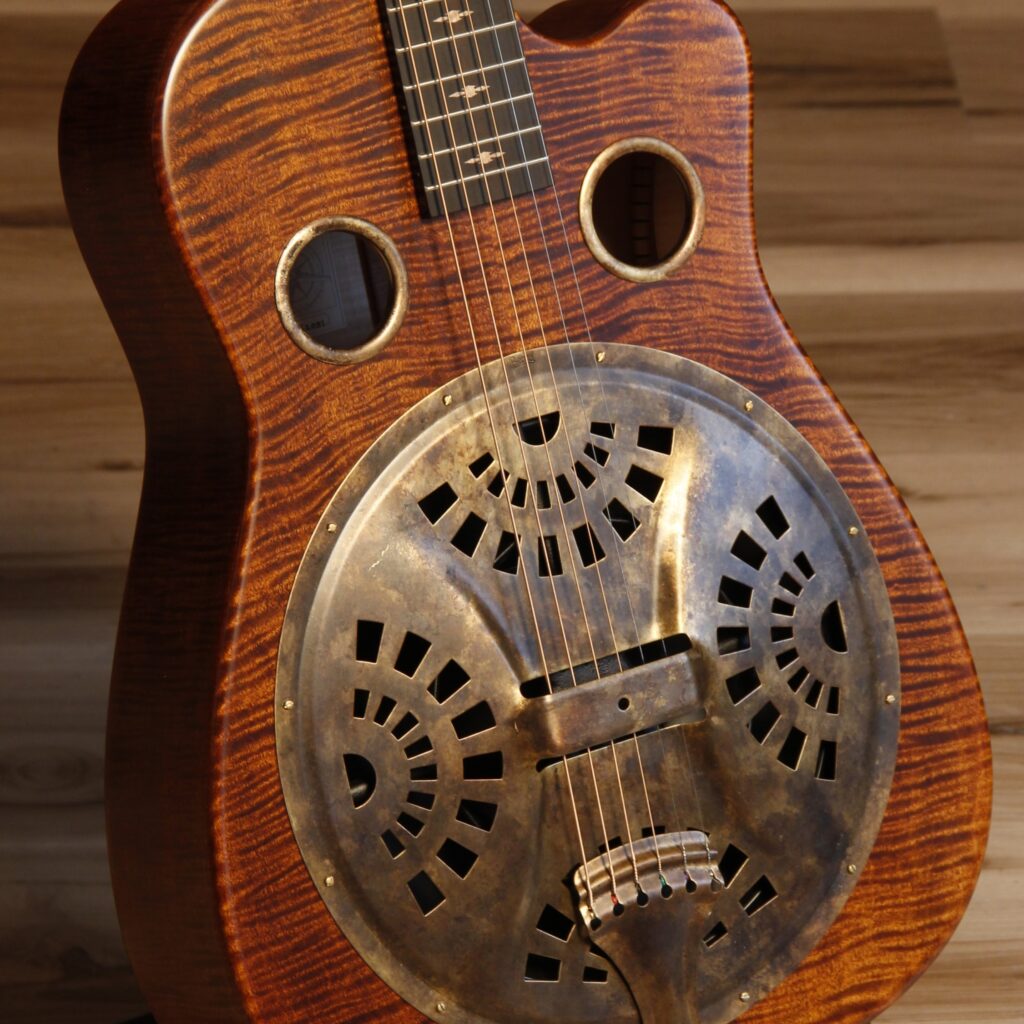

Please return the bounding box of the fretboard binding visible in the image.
[410,91,536,127]
[424,155,550,191]
[419,124,543,160]
[393,20,518,54]
[403,57,526,90]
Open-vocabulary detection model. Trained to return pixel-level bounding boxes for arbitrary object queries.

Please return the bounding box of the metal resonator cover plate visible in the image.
[276,343,900,1024]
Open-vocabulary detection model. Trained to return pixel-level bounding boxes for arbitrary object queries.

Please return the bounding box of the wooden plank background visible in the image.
[0,0,1020,1021]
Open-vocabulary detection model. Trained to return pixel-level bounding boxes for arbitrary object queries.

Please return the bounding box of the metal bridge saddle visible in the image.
[575,833,724,1024]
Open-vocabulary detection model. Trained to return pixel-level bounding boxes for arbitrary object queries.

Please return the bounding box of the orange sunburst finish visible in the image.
[60,0,991,1021]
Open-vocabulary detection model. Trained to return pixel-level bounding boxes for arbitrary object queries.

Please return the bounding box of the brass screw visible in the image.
[849,526,860,537]
[326,522,338,534]
[282,699,295,711]
[744,400,754,413]
[325,875,336,888]
[443,394,453,407]
[848,864,858,875]
[740,992,751,1003]
[596,350,606,364]
[886,694,897,705]
[436,1002,447,1014]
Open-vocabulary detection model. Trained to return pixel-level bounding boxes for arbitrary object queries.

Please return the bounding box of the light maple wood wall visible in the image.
[0,1,1020,1022]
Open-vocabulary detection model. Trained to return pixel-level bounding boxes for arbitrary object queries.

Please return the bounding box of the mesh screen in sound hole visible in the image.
[287,230,395,350]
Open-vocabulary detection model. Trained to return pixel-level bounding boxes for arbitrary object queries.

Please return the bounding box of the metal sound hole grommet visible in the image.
[275,216,408,365]
[580,137,706,284]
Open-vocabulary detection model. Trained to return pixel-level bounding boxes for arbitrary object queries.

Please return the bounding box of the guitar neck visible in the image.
[381,0,553,217]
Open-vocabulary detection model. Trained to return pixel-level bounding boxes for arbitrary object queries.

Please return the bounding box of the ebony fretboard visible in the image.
[381,0,553,218]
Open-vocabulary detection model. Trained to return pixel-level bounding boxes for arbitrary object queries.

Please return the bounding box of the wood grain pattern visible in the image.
[4,0,1018,1021]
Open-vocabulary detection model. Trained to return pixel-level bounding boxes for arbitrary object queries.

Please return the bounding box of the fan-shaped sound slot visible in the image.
[493,531,521,575]
[556,474,576,504]
[391,712,418,739]
[355,620,384,663]
[408,871,445,915]
[771,626,794,643]
[794,551,815,578]
[805,679,824,708]
[451,701,496,739]
[404,736,433,759]
[456,798,497,831]
[779,572,803,596]
[739,875,777,916]
[726,667,761,705]
[374,696,397,726]
[469,452,494,478]
[772,598,795,617]
[437,838,479,878]
[827,687,841,716]
[597,836,623,856]
[584,443,610,467]
[703,921,729,948]
[816,740,838,781]
[353,689,370,719]
[517,411,560,446]
[788,667,809,693]
[777,727,807,770]
[625,464,663,502]
[452,512,487,556]
[718,576,753,608]
[410,763,438,781]
[398,812,425,836]
[641,824,668,838]
[429,660,470,704]
[381,829,405,858]
[537,904,575,942]
[407,791,435,810]
[603,498,640,541]
[776,648,799,670]
[525,953,561,982]
[536,480,551,510]
[463,752,504,780]
[731,531,767,571]
[718,626,751,655]
[418,483,458,524]
[488,471,509,497]
[511,479,529,509]
[395,632,431,677]
[572,524,606,567]
[719,843,749,887]
[749,702,780,743]
[637,425,673,454]
[583,966,609,983]
[539,535,564,577]
[343,754,376,808]
[756,496,789,539]
[574,461,596,488]
[821,600,848,653]
[591,421,616,439]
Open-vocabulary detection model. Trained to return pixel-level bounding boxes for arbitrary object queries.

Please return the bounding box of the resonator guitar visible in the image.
[60,0,991,1021]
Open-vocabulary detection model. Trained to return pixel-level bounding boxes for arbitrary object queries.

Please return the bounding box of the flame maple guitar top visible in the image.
[59,0,991,1021]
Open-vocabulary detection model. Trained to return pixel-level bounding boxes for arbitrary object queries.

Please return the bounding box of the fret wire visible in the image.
[403,56,526,90]
[393,19,517,54]
[409,91,536,127]
[418,123,542,160]
[424,155,550,191]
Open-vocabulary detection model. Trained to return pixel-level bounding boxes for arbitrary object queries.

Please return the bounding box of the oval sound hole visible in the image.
[286,229,395,352]
[590,150,694,269]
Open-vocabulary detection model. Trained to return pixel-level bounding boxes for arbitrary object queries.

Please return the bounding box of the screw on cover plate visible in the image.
[849,525,860,537]
[443,393,453,407]
[744,399,754,413]
[325,875,336,887]
[282,699,295,711]
[326,522,338,534]
[848,864,858,875]
[436,1002,447,1014]
[739,992,751,1003]
[886,694,897,705]
[596,350,606,363]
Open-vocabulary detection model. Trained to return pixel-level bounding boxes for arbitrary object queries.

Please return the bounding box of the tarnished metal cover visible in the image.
[276,344,900,1024]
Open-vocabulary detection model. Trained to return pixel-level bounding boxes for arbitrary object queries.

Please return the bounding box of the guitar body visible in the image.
[60,0,991,1022]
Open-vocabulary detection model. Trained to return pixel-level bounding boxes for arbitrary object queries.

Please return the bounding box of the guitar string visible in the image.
[475,0,711,874]
[413,0,633,904]
[390,0,598,912]
[441,0,658,896]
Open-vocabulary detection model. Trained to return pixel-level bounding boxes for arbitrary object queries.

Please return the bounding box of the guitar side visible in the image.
[60,1,992,1023]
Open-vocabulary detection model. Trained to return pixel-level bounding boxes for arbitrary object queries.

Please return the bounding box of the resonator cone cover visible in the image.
[276,343,899,1024]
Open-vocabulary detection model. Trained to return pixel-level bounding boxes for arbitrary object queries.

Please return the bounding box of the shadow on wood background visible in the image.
[0,0,1020,1021]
